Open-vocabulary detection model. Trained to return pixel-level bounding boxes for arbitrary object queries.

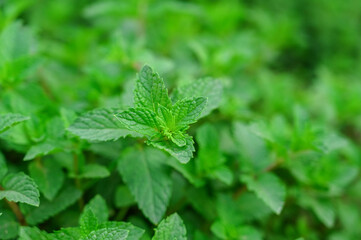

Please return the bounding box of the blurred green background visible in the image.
[1,0,361,239]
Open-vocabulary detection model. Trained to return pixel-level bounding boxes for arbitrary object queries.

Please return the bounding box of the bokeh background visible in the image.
[1,0,361,239]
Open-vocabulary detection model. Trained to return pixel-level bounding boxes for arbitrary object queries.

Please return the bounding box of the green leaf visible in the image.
[196,123,229,183]
[83,195,108,224]
[114,186,135,208]
[80,227,128,240]
[28,159,64,201]
[0,152,7,182]
[0,21,35,64]
[19,227,49,240]
[173,78,223,118]
[117,148,172,224]
[302,197,335,228]
[149,136,195,164]
[0,211,19,240]
[97,222,144,240]
[23,186,82,225]
[0,172,40,207]
[68,108,133,141]
[134,65,172,112]
[169,132,187,147]
[78,164,110,179]
[80,209,98,235]
[233,122,271,172]
[172,97,207,126]
[241,173,286,215]
[152,213,187,240]
[24,141,60,161]
[51,228,82,240]
[115,108,160,137]
[0,113,30,134]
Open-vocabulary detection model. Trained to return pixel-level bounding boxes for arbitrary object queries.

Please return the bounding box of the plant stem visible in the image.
[0,186,27,226]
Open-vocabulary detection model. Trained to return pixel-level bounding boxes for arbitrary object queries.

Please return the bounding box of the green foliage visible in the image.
[0,113,29,134]
[1,0,361,239]
[115,65,209,163]
[68,108,134,142]
[0,172,40,207]
[152,213,187,240]
[117,148,172,224]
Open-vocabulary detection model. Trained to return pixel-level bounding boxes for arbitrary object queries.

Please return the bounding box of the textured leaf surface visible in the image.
[19,227,49,240]
[80,227,128,240]
[0,113,29,134]
[152,213,187,240]
[242,173,286,215]
[172,97,207,126]
[83,195,108,224]
[134,65,172,112]
[118,148,172,224]
[68,108,132,141]
[50,228,82,240]
[24,142,60,161]
[149,137,195,164]
[28,159,64,201]
[97,222,144,240]
[173,78,223,118]
[115,108,159,137]
[24,186,82,225]
[0,172,40,206]
[80,209,98,235]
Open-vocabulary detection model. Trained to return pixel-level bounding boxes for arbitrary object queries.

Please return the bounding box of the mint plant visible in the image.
[2,1,361,239]
[115,65,207,163]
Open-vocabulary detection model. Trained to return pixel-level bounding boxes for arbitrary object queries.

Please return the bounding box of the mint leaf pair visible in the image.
[115,65,207,163]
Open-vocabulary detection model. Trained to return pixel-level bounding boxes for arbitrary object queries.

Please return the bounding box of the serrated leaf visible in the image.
[118,148,172,224]
[0,152,7,182]
[83,195,108,224]
[152,213,187,240]
[170,132,187,147]
[134,65,172,112]
[0,172,40,207]
[68,108,133,141]
[23,186,81,225]
[78,164,110,179]
[172,97,207,126]
[28,159,64,201]
[97,222,144,240]
[19,227,49,240]
[24,141,60,161]
[115,108,160,137]
[80,209,98,235]
[0,113,30,134]
[173,78,222,118]
[149,137,195,164]
[242,173,286,215]
[156,105,175,129]
[50,227,82,240]
[80,227,128,240]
